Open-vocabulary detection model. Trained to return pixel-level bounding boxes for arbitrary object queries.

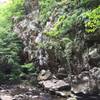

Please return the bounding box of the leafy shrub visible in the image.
[79,0,100,8]
[0,0,24,81]
[0,0,24,64]
[46,10,81,37]
[21,63,36,73]
[83,6,100,33]
[39,0,57,23]
[0,33,22,65]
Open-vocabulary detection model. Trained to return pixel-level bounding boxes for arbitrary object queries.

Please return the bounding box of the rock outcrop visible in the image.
[14,0,40,62]
[37,70,52,81]
[14,0,100,98]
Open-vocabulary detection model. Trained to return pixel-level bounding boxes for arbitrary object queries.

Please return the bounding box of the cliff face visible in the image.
[14,0,100,96]
[14,0,40,62]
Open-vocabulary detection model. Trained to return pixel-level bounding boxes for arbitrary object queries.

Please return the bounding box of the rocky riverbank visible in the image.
[0,83,100,100]
[12,0,100,99]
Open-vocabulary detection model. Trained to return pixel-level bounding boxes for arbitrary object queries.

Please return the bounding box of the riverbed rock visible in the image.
[39,79,71,97]
[71,67,100,94]
[0,94,13,100]
[67,97,77,100]
[39,79,70,91]
[90,67,100,91]
[37,70,52,81]
[90,67,100,79]
[56,67,67,79]
[71,71,92,94]
[55,91,74,97]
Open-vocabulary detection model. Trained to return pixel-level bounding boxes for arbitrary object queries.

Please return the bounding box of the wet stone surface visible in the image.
[0,84,100,100]
[0,84,68,100]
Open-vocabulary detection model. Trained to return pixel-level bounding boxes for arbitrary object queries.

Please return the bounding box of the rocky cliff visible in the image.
[14,0,100,98]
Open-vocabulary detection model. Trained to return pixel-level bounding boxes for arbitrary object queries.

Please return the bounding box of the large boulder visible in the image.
[39,79,70,91]
[90,67,100,90]
[71,67,100,94]
[39,79,71,97]
[71,74,91,94]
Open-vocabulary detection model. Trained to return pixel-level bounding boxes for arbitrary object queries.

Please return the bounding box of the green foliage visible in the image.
[0,33,22,65]
[0,0,24,81]
[0,0,24,37]
[9,64,22,81]
[46,15,66,36]
[0,71,6,82]
[83,6,100,33]
[0,32,22,82]
[21,63,36,73]
[21,63,33,68]
[0,0,24,64]
[79,0,100,8]
[46,10,81,37]
[39,0,57,23]
[0,0,24,31]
